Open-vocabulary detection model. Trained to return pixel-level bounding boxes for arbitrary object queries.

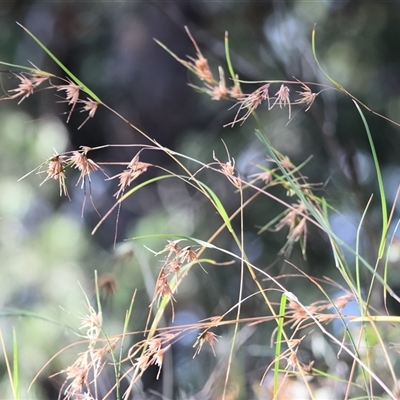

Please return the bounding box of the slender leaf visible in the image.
[16,22,101,102]
[352,100,387,259]
[274,293,287,396]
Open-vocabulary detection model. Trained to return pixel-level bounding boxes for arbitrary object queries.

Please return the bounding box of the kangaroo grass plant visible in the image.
[3,23,400,399]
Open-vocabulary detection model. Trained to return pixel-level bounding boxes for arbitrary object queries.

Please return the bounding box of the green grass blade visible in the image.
[273,293,287,397]
[352,100,387,259]
[197,181,234,233]
[16,22,101,102]
[0,61,55,76]
[311,25,345,91]
[355,196,373,297]
[224,31,236,82]
[254,129,399,298]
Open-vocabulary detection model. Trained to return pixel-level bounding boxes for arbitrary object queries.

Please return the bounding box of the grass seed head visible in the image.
[78,98,99,129]
[29,71,50,88]
[274,201,308,256]
[295,81,317,112]
[185,26,215,83]
[205,66,228,100]
[40,153,69,197]
[228,83,270,126]
[7,73,35,104]
[79,304,102,343]
[164,240,182,260]
[250,169,273,184]
[272,84,291,119]
[69,147,101,188]
[112,153,151,198]
[178,246,198,264]
[164,259,181,278]
[213,150,241,188]
[57,79,81,122]
[193,330,219,358]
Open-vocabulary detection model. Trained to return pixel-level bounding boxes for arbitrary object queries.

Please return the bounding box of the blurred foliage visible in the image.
[2,1,400,399]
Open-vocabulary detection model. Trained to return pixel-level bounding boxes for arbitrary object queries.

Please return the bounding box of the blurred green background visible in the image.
[2,1,400,399]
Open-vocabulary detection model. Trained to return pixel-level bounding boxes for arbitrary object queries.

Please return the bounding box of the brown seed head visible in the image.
[57,79,81,122]
[295,81,317,111]
[185,26,215,83]
[272,84,291,119]
[69,148,101,188]
[193,330,219,357]
[228,83,270,126]
[29,72,50,88]
[78,98,99,129]
[112,153,151,198]
[205,66,228,100]
[40,154,69,197]
[7,73,35,104]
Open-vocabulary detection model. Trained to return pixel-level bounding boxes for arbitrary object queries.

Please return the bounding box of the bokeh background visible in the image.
[2,1,400,399]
